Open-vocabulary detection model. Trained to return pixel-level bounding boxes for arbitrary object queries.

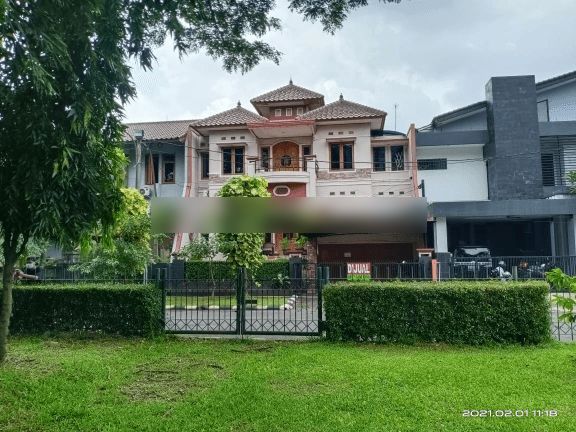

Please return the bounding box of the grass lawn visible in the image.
[1,338,575,431]
[166,295,288,308]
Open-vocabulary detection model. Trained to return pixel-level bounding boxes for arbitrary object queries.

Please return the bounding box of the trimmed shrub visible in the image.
[323,281,550,344]
[185,261,235,280]
[10,283,163,336]
[185,259,289,281]
[252,259,290,280]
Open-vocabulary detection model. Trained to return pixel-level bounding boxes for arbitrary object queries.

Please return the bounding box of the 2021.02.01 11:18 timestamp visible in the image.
[462,410,558,417]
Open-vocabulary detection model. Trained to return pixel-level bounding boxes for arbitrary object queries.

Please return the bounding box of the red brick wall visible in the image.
[267,182,306,197]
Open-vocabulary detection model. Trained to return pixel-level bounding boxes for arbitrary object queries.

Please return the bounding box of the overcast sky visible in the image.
[124,0,576,131]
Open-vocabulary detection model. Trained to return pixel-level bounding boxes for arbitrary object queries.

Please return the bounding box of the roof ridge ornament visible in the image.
[289,77,293,85]
[339,94,344,101]
[237,101,241,107]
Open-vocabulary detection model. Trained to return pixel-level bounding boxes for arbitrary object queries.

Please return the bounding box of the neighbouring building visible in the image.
[418,70,576,258]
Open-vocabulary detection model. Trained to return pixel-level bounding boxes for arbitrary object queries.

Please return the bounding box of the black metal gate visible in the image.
[162,268,325,336]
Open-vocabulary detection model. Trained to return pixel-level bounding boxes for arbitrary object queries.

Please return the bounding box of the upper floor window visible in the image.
[541,153,555,186]
[391,145,405,171]
[274,108,282,117]
[162,154,175,183]
[330,143,353,170]
[200,152,209,179]
[537,100,549,122]
[297,107,304,115]
[417,158,447,170]
[286,108,293,116]
[222,147,244,174]
[372,147,386,171]
[302,145,311,171]
[261,146,270,171]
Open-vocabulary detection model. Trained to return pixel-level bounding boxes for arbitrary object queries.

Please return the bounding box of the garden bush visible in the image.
[323,281,550,344]
[10,283,162,336]
[185,259,289,281]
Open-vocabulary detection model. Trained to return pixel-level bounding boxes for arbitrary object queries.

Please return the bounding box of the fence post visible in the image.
[236,267,246,336]
[316,267,324,333]
[512,266,518,281]
[157,268,166,329]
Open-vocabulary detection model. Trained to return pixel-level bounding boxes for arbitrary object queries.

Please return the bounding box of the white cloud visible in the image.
[123,0,576,131]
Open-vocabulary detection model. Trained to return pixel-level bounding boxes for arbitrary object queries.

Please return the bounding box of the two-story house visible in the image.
[417,71,576,259]
[125,81,426,263]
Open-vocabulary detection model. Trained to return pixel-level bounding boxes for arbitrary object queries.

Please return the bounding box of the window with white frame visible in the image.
[297,107,304,115]
[286,107,293,116]
[274,108,282,117]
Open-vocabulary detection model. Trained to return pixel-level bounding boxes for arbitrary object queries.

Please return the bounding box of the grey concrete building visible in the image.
[418,71,576,257]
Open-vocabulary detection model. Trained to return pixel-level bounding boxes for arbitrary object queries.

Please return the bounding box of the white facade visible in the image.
[538,80,576,122]
[416,144,488,202]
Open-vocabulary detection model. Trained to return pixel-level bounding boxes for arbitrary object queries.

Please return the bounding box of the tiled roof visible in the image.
[191,103,268,128]
[123,120,194,141]
[298,95,386,121]
[250,81,324,103]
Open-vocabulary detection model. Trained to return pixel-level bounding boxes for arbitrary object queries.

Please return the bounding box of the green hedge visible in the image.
[185,259,289,281]
[323,281,550,344]
[10,283,163,336]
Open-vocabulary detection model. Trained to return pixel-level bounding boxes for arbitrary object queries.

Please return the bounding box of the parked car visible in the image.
[452,246,493,278]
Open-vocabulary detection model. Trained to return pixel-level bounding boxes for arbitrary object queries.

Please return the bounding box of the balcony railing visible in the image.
[250,157,318,174]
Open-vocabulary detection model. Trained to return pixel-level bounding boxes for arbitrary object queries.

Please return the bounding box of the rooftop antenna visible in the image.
[394,103,399,131]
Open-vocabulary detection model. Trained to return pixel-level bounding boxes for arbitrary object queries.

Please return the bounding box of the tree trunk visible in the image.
[0,248,17,363]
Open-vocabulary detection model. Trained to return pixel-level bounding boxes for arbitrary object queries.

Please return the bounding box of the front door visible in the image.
[273,142,300,171]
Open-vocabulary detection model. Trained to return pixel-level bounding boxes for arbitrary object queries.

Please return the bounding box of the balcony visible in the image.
[247,156,317,184]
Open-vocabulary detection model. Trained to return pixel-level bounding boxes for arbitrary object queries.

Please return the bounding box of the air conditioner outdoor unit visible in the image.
[139,186,152,199]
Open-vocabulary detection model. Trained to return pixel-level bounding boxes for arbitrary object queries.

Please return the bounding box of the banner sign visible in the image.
[346,263,371,281]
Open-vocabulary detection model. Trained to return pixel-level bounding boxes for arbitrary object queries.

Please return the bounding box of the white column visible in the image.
[434,217,448,253]
[549,221,556,257]
[246,158,256,176]
[306,156,317,197]
[568,215,576,256]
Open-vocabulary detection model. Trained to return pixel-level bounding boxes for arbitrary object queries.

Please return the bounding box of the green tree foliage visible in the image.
[546,268,576,323]
[217,176,270,273]
[70,189,151,279]
[178,236,219,262]
[0,0,401,361]
[568,171,576,194]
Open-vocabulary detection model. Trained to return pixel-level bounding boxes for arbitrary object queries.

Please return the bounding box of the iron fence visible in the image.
[163,272,324,336]
[11,270,576,342]
[319,256,576,282]
[549,289,576,342]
